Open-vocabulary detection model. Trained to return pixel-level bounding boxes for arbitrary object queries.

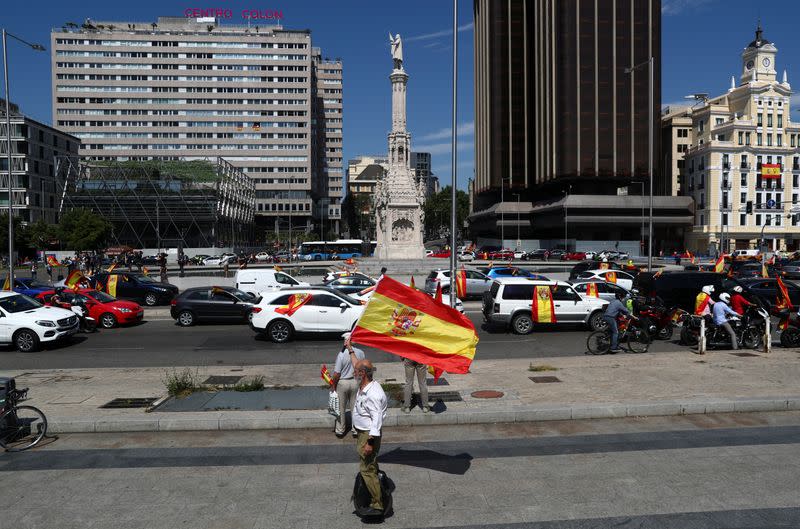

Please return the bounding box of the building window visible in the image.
[778,114,783,128]
[757,133,763,146]
[767,114,773,127]
[756,214,761,225]
[722,213,728,226]
[741,173,747,186]
[778,134,783,146]
[792,135,796,147]
[746,132,751,145]
[700,214,704,225]
[700,193,705,207]
[757,192,762,205]
[740,214,747,226]
[741,192,747,203]
[776,214,782,226]
[794,175,799,187]
[716,117,724,126]
[698,120,704,133]
[758,113,763,126]
[738,131,744,145]
[723,192,729,209]
[767,134,773,146]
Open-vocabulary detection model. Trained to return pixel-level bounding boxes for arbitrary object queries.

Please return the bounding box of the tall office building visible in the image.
[50,16,342,233]
[471,0,692,254]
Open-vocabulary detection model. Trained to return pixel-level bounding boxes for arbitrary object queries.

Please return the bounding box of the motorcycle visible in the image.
[775,308,800,348]
[637,303,685,341]
[70,300,97,333]
[680,305,767,349]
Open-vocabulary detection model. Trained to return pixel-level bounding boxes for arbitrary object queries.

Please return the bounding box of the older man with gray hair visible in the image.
[332,332,365,438]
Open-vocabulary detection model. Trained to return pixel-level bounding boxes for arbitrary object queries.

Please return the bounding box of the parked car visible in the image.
[428,250,451,258]
[576,269,635,290]
[730,262,771,279]
[323,276,376,295]
[250,287,365,343]
[487,249,514,260]
[171,286,258,326]
[255,251,272,262]
[424,269,493,299]
[524,249,548,261]
[778,261,800,280]
[513,250,526,260]
[457,251,475,262]
[0,292,78,352]
[563,252,587,261]
[570,280,631,302]
[321,271,373,283]
[737,277,800,310]
[235,269,309,296]
[90,272,179,306]
[13,278,54,298]
[38,288,143,328]
[482,278,608,334]
[547,249,567,260]
[486,267,548,281]
[203,253,237,266]
[190,254,210,265]
[569,260,622,281]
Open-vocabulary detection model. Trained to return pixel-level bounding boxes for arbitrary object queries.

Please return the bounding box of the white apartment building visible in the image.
[50,16,342,232]
[682,27,800,253]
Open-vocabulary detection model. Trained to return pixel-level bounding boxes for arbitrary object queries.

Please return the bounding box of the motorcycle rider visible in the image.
[730,285,755,316]
[695,285,715,316]
[713,292,740,350]
[602,290,633,354]
[50,287,70,309]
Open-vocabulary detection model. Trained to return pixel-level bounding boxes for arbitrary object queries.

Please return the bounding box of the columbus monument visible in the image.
[374,33,426,260]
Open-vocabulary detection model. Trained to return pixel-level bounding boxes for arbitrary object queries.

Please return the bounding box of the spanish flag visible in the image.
[65,270,86,291]
[142,266,150,276]
[107,262,118,273]
[606,271,617,284]
[434,282,443,303]
[778,316,790,331]
[106,274,119,297]
[427,364,444,384]
[532,285,556,323]
[762,261,770,278]
[455,267,467,299]
[351,276,479,374]
[695,292,712,315]
[320,364,333,387]
[776,276,793,310]
[47,255,59,267]
[584,283,599,297]
[345,257,355,265]
[713,255,726,273]
[275,293,313,316]
[409,275,416,289]
[1,274,10,291]
[599,262,610,270]
[274,265,283,272]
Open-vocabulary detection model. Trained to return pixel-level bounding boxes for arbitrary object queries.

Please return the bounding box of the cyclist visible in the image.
[713,292,740,350]
[602,290,632,354]
[730,285,755,316]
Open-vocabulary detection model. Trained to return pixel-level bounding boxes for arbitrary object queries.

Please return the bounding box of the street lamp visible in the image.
[760,216,771,251]
[499,176,510,249]
[625,56,654,271]
[3,29,46,287]
[512,193,520,249]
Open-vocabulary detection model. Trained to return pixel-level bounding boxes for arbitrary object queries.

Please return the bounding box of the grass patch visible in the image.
[162,367,201,398]
[528,364,558,372]
[233,375,266,392]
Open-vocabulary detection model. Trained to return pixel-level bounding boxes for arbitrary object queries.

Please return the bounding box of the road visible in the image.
[2,411,799,528]
[0,304,683,369]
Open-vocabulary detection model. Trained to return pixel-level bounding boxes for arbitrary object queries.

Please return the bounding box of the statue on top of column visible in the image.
[389,33,403,70]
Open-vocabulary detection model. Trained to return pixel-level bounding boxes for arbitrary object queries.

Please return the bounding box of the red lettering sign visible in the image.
[184,8,282,19]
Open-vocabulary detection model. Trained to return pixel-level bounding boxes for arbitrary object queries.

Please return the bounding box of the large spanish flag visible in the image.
[776,276,793,310]
[351,276,478,374]
[713,255,726,273]
[46,255,59,267]
[65,270,87,291]
[455,267,467,299]
[584,283,599,298]
[106,274,119,297]
[532,285,556,323]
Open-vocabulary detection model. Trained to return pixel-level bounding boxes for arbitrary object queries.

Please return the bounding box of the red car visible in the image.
[563,252,587,261]
[428,250,451,258]
[488,249,514,260]
[37,288,144,329]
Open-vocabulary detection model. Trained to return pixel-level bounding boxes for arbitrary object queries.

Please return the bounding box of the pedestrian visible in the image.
[331,333,365,438]
[223,260,230,278]
[713,293,740,350]
[30,260,37,281]
[159,255,168,283]
[46,262,53,282]
[178,254,186,277]
[350,358,388,517]
[603,290,632,354]
[401,358,429,413]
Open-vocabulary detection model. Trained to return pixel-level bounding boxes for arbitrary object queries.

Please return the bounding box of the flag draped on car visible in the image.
[274,293,312,316]
[351,276,479,374]
[584,283,599,297]
[455,267,467,299]
[106,274,119,297]
[606,271,617,284]
[532,285,556,323]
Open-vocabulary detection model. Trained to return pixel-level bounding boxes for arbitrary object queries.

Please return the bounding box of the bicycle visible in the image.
[586,315,651,355]
[0,387,48,452]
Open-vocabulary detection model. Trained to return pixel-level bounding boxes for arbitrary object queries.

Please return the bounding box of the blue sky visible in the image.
[2,0,798,190]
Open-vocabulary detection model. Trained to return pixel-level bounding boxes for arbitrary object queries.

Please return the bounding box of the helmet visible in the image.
[719,293,731,303]
[733,285,743,293]
[701,285,714,295]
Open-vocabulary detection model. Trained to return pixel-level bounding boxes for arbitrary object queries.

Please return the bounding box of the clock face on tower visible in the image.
[762,57,771,68]
[746,60,754,70]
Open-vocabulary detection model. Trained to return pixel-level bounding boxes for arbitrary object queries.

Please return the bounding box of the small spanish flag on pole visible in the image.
[434,281,443,304]
[584,282,599,297]
[274,265,283,272]
[532,285,556,323]
[107,262,118,273]
[345,257,355,266]
[320,364,333,386]
[2,274,10,291]
[455,267,467,299]
[409,275,416,289]
[713,255,726,273]
[351,276,479,374]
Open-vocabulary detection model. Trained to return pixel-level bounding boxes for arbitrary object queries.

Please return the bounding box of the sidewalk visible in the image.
[5,346,800,433]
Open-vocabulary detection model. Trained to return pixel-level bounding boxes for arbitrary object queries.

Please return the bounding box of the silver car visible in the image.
[570,280,630,302]
[424,268,493,299]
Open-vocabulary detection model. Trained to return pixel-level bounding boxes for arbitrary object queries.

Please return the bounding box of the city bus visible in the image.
[299,239,376,260]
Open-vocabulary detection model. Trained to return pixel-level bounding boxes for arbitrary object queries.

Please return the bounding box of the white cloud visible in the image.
[417,121,474,142]
[414,141,472,156]
[404,22,473,43]
[662,0,714,16]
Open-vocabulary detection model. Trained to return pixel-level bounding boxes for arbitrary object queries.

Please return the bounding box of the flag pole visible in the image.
[448,0,458,308]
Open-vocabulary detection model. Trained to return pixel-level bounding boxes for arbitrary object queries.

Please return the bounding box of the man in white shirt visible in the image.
[350,357,388,516]
[332,333,365,438]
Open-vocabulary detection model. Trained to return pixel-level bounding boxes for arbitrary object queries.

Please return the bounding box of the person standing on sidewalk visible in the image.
[401,359,429,413]
[30,260,38,281]
[351,358,387,517]
[332,333,365,438]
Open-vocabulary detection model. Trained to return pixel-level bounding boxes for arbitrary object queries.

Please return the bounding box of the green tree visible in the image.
[57,208,113,251]
[25,219,58,250]
[0,212,29,254]
[423,186,469,240]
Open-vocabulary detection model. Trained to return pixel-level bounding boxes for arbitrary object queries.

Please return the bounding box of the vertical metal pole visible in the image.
[516,193,520,246]
[564,186,568,250]
[449,0,458,308]
[3,30,14,287]
[500,178,504,248]
[647,57,654,271]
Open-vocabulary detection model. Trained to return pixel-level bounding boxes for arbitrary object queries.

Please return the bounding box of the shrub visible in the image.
[162,368,200,397]
[233,375,266,392]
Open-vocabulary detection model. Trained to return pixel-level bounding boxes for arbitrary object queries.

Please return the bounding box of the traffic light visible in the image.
[746,201,753,214]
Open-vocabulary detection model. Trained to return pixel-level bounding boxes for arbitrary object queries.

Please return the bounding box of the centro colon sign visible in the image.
[184,8,283,19]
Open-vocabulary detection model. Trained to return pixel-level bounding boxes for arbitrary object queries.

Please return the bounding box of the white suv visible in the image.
[250,287,365,343]
[482,278,608,334]
[0,292,78,352]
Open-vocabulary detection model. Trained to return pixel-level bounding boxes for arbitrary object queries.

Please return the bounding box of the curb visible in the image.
[46,395,800,434]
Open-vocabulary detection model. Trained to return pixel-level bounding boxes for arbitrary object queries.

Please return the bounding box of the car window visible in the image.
[211,291,234,302]
[88,291,116,303]
[336,278,355,286]
[501,285,534,300]
[309,294,345,307]
[269,294,293,306]
[275,273,298,285]
[578,272,595,279]
[0,294,42,313]
[466,271,484,280]
[495,269,513,276]
[617,271,633,280]
[573,284,587,293]
[187,290,210,301]
[552,285,578,301]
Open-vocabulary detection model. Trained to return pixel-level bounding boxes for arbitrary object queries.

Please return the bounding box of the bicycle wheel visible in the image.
[625,326,651,354]
[586,331,611,355]
[0,405,47,452]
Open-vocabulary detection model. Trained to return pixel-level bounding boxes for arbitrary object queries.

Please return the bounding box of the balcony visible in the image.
[721,180,732,190]
[740,163,751,170]
[722,162,731,170]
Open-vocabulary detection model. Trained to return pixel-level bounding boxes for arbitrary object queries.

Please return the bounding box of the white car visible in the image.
[250,287,365,343]
[457,251,475,262]
[235,269,309,296]
[424,268,493,299]
[0,292,78,352]
[576,269,635,290]
[255,251,272,262]
[482,278,609,334]
[570,280,630,302]
[513,250,526,260]
[204,253,237,266]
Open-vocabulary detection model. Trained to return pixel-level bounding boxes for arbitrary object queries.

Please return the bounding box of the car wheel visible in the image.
[178,310,195,327]
[100,313,117,329]
[144,293,158,306]
[267,319,294,343]
[14,329,40,353]
[589,311,607,331]
[511,313,533,335]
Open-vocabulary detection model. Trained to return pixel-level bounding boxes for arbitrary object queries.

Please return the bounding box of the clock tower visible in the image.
[741,25,777,84]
